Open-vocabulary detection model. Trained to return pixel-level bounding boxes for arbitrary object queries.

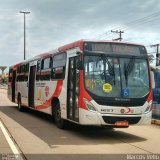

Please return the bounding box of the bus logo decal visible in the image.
[120,107,132,114]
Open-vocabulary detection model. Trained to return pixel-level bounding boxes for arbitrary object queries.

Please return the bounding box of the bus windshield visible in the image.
[84,55,150,98]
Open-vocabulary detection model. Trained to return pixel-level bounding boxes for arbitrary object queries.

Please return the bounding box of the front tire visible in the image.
[54,103,67,129]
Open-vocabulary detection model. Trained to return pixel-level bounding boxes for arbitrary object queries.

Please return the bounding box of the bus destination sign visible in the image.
[84,42,146,55]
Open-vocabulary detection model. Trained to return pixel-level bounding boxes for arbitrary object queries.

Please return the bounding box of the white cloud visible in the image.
[0,0,160,72]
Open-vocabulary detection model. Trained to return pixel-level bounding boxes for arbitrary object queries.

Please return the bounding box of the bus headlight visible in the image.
[83,98,97,112]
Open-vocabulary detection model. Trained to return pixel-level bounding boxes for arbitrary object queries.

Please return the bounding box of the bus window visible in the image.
[17,65,25,82]
[36,60,41,81]
[24,63,29,81]
[52,52,66,80]
[40,57,52,81]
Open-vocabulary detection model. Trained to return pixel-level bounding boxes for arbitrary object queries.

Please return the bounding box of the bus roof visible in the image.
[58,39,144,52]
[9,62,22,71]
[26,40,146,60]
[10,39,145,68]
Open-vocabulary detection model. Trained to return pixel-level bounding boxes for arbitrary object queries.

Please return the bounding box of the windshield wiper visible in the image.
[124,57,135,87]
[101,55,115,85]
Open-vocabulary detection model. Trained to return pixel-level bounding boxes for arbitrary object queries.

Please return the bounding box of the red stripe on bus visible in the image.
[53,80,63,97]
[36,99,51,110]
[58,40,84,52]
[147,89,153,103]
[78,70,92,110]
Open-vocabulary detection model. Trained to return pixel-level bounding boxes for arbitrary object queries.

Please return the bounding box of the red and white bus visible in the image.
[8,40,152,128]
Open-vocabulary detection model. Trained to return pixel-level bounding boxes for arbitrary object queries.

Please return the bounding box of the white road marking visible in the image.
[0,121,23,160]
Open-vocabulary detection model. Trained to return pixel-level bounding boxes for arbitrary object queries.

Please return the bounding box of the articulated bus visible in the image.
[8,40,152,128]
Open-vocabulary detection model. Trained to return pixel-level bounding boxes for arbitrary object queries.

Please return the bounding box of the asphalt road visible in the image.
[0,89,160,160]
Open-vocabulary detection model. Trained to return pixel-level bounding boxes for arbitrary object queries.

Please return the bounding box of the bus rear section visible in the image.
[8,64,20,103]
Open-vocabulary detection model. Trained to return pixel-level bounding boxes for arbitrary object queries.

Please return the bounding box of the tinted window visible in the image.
[36,60,41,81]
[24,63,29,81]
[43,58,50,69]
[41,57,52,81]
[53,53,66,68]
[17,65,25,82]
[52,52,67,79]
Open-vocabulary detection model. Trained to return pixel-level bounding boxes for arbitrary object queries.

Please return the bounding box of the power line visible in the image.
[111,12,160,38]
[122,11,160,27]
[95,10,160,40]
[100,14,160,39]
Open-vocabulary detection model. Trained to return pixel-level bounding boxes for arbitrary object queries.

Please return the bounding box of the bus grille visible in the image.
[102,116,141,125]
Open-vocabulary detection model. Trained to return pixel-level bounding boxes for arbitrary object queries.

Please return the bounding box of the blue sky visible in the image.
[0,0,160,72]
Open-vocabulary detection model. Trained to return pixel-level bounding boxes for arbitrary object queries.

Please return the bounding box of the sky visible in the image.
[0,0,160,72]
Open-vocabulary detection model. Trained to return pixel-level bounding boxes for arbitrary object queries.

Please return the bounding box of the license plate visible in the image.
[115,121,129,127]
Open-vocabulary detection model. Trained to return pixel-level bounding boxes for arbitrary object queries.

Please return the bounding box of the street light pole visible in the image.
[20,11,30,60]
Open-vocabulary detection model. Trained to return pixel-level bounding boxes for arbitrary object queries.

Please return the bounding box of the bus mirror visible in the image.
[77,60,83,70]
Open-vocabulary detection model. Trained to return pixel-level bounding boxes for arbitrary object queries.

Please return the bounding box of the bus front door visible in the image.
[67,57,79,122]
[12,70,16,102]
[28,65,36,108]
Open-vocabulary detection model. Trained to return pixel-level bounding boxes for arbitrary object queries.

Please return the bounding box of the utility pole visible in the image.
[20,11,30,60]
[111,30,124,41]
[150,44,160,66]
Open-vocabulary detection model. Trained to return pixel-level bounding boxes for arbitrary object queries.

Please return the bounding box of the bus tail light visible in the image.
[83,98,97,111]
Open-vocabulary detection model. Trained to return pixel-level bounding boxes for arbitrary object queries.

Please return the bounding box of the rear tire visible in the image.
[17,94,24,112]
[54,103,67,129]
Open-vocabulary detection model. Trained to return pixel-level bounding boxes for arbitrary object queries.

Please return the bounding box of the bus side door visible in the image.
[12,70,16,102]
[28,62,36,108]
[67,56,80,122]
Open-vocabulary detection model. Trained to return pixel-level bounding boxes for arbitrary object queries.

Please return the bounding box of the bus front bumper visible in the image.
[79,108,152,126]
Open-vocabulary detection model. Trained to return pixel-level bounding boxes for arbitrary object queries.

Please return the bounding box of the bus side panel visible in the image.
[34,80,57,114]
[17,81,28,106]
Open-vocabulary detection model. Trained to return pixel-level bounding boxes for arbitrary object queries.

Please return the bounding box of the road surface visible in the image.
[0,89,160,160]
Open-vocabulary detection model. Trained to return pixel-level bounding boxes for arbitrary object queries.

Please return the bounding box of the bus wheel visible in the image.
[54,103,67,129]
[18,94,24,112]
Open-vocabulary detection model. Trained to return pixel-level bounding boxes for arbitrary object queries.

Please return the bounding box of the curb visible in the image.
[151,119,160,126]
[0,119,26,160]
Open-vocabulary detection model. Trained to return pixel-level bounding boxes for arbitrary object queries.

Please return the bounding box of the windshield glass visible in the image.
[84,55,149,98]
